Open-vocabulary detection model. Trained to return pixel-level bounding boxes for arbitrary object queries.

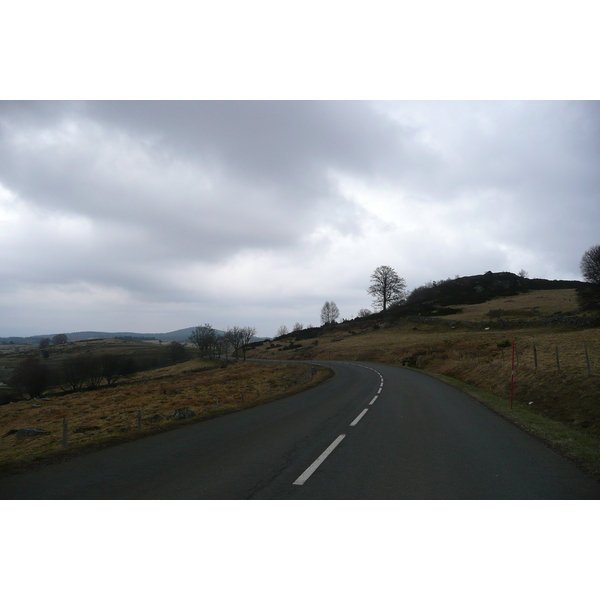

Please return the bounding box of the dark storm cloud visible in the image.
[0,101,420,270]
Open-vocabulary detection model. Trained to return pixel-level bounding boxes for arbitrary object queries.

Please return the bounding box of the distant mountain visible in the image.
[0,327,268,346]
[63,327,211,343]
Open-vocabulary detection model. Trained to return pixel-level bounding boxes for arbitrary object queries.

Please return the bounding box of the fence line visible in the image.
[456,342,596,377]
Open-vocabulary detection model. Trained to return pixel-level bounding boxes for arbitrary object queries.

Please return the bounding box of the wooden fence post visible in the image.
[62,418,68,449]
[585,344,591,376]
[533,345,538,369]
[137,410,142,432]
[556,346,560,370]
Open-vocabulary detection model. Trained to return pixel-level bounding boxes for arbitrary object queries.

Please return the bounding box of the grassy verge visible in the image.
[0,360,332,475]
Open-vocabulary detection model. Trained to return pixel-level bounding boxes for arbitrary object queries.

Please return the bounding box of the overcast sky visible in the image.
[1,100,598,338]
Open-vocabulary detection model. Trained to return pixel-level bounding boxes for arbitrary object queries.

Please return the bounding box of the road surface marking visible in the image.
[293,435,346,486]
[369,395,378,405]
[377,387,382,394]
[350,408,369,426]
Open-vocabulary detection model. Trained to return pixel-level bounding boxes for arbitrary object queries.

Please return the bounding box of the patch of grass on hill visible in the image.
[438,288,581,321]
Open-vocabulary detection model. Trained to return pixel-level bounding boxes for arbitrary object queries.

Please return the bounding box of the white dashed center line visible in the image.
[293,363,386,487]
[293,434,346,486]
[350,408,369,426]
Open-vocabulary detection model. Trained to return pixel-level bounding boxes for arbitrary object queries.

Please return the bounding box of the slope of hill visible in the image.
[396,271,590,316]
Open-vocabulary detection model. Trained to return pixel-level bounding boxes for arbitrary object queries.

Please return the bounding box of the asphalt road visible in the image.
[1,361,599,499]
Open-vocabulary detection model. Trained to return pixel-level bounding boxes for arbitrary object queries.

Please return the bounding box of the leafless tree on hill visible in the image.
[581,245,600,286]
[367,265,406,311]
[579,244,600,310]
[321,301,339,325]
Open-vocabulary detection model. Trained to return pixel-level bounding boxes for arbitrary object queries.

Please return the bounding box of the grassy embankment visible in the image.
[0,355,331,473]
[248,289,600,481]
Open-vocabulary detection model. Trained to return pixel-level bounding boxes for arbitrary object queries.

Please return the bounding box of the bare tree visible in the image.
[357,308,372,318]
[189,324,217,358]
[100,354,127,385]
[367,266,406,311]
[518,269,529,279]
[62,354,98,391]
[277,325,289,337]
[215,333,231,360]
[293,322,304,332]
[320,301,339,325]
[578,244,600,310]
[240,326,257,361]
[581,245,600,285]
[225,326,245,360]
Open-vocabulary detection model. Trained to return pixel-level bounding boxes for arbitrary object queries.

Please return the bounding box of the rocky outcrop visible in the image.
[5,427,51,437]
[173,408,196,419]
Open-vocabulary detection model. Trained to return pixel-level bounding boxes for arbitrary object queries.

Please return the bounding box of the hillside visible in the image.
[399,271,589,312]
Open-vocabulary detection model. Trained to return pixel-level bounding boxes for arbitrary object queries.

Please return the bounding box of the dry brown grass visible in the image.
[440,288,581,321]
[0,360,330,472]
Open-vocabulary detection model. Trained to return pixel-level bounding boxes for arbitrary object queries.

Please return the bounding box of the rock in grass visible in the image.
[15,427,50,437]
[73,425,101,433]
[173,408,196,419]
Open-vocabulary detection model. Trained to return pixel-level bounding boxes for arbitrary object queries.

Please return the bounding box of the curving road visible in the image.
[1,361,599,499]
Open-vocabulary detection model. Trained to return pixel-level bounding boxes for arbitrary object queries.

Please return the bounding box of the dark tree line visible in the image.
[39,333,68,349]
[8,340,192,399]
[8,352,137,398]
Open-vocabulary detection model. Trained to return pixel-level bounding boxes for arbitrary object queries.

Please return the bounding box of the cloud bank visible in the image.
[1,101,598,336]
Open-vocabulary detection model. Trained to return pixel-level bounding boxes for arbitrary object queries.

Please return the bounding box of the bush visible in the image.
[10,357,50,398]
[168,341,188,363]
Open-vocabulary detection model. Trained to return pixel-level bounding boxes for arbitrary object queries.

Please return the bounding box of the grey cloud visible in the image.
[1,100,599,336]
[1,101,399,268]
